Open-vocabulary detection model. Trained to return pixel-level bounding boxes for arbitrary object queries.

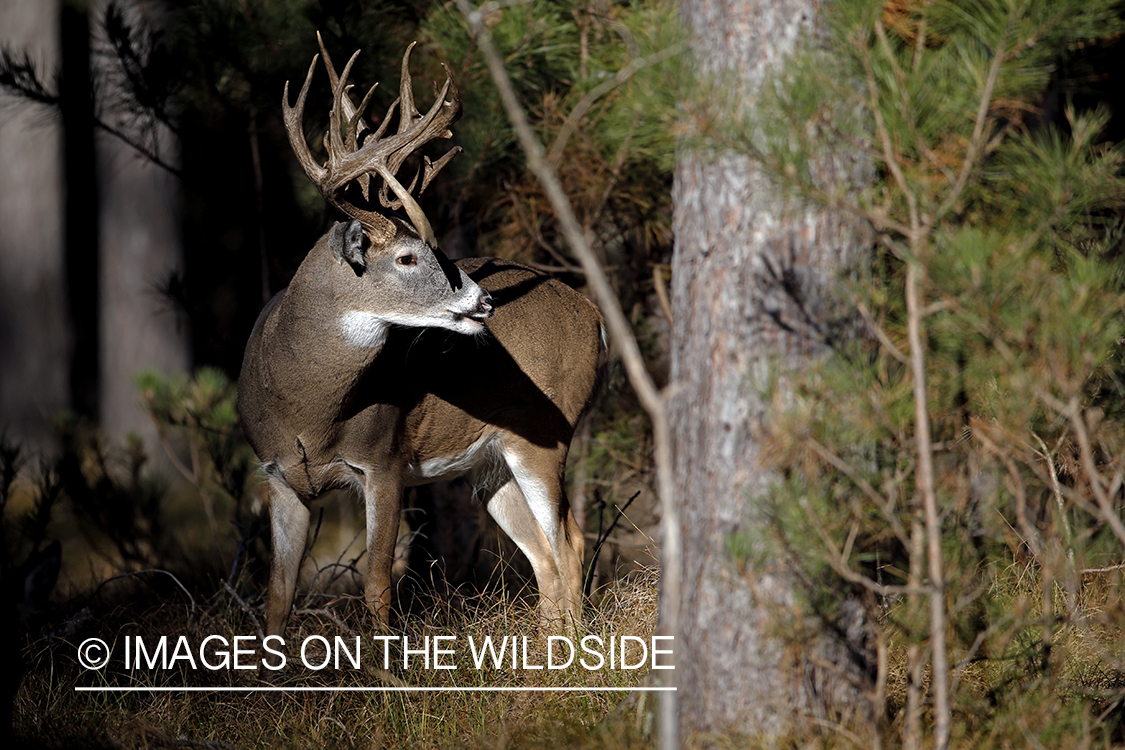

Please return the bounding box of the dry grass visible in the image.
[878,560,1125,749]
[13,566,662,749]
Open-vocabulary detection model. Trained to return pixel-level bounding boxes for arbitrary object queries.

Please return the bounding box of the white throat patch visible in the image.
[340,310,389,349]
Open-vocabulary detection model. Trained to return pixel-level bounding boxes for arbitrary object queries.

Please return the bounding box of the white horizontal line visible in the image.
[76,686,676,693]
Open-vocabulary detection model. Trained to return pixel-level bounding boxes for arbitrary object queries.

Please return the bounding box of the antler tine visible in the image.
[321,49,397,241]
[285,50,396,238]
[357,46,460,245]
[326,50,360,171]
[327,49,420,225]
[282,55,328,186]
[398,42,420,133]
[416,66,462,194]
[419,144,463,196]
[351,83,379,144]
[316,33,361,128]
[283,37,463,247]
[349,81,380,202]
[283,45,396,242]
[315,34,380,200]
[371,98,398,142]
[375,69,462,206]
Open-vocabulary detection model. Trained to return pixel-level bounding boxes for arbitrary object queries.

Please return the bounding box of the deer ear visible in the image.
[330,219,367,275]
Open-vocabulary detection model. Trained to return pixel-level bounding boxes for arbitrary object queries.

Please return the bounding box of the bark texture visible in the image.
[671,0,873,738]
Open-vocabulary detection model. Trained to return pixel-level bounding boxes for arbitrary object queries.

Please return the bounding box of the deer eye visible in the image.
[396,253,417,267]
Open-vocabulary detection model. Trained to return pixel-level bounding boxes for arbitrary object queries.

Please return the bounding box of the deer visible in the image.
[237,36,604,637]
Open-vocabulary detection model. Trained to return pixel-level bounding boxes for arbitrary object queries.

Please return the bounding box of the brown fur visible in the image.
[238,230,603,635]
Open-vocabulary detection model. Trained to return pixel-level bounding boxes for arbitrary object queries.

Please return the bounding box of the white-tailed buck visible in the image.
[238,37,603,636]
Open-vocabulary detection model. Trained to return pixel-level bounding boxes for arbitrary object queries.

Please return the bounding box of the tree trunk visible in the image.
[671,0,873,739]
[92,0,190,445]
[0,0,69,450]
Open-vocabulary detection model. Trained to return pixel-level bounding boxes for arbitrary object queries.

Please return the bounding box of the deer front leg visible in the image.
[363,470,403,624]
[265,473,311,637]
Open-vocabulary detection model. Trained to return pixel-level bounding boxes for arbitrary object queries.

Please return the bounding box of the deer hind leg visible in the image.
[265,472,311,637]
[362,471,403,625]
[490,442,584,625]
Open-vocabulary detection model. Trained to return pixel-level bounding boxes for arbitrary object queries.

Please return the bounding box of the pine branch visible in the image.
[547,41,685,166]
[0,46,61,108]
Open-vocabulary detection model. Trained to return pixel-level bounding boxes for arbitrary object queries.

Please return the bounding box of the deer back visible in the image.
[348,257,605,479]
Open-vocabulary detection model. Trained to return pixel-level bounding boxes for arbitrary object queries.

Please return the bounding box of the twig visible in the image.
[1065,399,1125,548]
[93,118,182,177]
[652,264,673,325]
[223,579,264,640]
[323,526,367,591]
[94,568,197,618]
[905,262,950,750]
[508,191,585,273]
[799,495,924,598]
[806,438,910,546]
[150,425,199,486]
[584,491,641,597]
[930,16,1011,229]
[226,520,254,585]
[1036,390,1125,548]
[1079,563,1125,574]
[851,293,908,364]
[294,606,352,633]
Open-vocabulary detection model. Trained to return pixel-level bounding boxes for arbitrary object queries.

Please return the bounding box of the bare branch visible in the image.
[456,3,679,747]
[905,262,950,750]
[852,293,908,364]
[222,580,264,640]
[798,494,925,598]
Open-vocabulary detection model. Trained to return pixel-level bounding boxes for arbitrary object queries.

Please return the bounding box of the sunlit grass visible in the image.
[15,567,661,749]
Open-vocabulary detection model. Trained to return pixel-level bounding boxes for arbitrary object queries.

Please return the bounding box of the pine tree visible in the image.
[687,0,1125,744]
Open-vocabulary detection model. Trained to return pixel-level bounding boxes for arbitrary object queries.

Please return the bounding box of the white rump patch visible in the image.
[340,310,389,349]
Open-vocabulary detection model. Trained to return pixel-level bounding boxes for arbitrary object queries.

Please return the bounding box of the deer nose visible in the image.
[479,292,494,315]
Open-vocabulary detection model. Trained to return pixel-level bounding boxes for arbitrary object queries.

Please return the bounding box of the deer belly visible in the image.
[405,433,500,485]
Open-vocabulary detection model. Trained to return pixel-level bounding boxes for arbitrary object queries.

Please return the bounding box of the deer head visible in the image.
[281,34,491,343]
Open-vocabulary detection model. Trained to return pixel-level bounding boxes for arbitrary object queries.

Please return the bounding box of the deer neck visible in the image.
[264,244,393,423]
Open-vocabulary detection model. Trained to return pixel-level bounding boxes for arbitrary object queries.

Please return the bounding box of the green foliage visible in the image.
[136,367,257,527]
[706,0,1125,744]
[418,0,684,291]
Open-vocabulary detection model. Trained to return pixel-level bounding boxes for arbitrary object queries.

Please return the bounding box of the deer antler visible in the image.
[282,35,463,247]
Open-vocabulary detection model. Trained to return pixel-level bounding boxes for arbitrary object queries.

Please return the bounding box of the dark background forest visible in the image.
[3,0,1125,747]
